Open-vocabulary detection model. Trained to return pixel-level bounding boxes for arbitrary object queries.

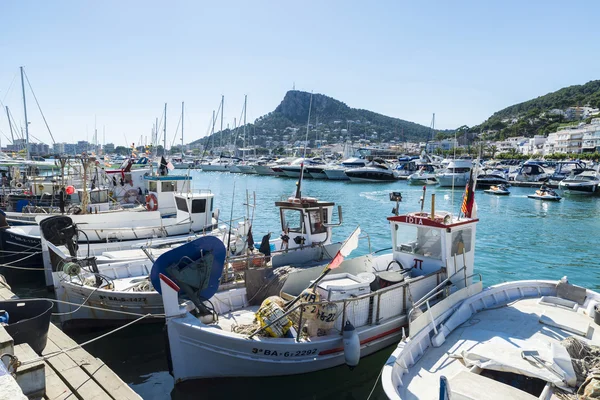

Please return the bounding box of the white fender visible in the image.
[343,320,360,369]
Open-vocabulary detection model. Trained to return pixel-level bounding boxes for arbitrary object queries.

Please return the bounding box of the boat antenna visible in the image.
[295,92,313,199]
[226,181,236,256]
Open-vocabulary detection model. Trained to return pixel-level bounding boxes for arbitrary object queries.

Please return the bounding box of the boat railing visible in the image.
[223,233,372,278]
[407,269,483,335]
[247,269,445,341]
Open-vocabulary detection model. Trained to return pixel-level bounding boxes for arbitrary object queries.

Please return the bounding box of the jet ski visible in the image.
[527,186,561,201]
[484,184,510,196]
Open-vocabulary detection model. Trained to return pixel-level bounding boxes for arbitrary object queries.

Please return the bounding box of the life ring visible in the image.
[146,193,158,211]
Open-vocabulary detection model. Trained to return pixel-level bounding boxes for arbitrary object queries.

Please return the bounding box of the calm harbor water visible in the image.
[13,170,600,399]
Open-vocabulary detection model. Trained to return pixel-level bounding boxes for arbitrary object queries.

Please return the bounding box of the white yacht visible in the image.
[345,159,400,182]
[407,164,439,185]
[436,160,473,187]
[558,169,600,195]
[323,158,369,180]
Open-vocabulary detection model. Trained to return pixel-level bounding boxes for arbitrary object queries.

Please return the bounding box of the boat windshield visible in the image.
[394,225,442,260]
[281,208,303,233]
[446,167,470,173]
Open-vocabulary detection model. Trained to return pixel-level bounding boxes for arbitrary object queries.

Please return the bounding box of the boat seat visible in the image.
[539,296,578,311]
[448,370,538,400]
[556,281,586,305]
[539,308,590,337]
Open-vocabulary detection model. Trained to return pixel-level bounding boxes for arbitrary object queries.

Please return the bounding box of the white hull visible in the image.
[253,165,276,175]
[229,165,242,173]
[436,173,469,187]
[164,262,442,381]
[236,165,257,174]
[201,164,230,172]
[166,312,405,379]
[281,168,302,178]
[323,169,349,180]
[307,171,327,179]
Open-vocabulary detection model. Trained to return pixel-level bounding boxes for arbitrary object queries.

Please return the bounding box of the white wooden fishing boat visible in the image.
[42,193,351,326]
[35,191,217,242]
[158,192,480,381]
[381,278,600,399]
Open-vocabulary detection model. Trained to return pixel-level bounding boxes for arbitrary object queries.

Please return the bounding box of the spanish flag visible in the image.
[461,169,475,218]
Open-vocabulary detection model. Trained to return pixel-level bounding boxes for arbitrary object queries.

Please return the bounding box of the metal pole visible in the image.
[20,67,30,160]
[181,101,184,158]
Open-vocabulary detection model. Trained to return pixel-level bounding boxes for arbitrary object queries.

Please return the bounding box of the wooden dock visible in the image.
[0,284,141,400]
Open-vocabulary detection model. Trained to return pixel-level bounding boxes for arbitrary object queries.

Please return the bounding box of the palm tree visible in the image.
[487,145,498,159]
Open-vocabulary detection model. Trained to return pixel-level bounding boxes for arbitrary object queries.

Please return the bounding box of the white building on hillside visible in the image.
[520,135,546,156]
[582,118,600,153]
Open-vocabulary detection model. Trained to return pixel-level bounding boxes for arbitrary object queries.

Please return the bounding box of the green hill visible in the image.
[191,90,447,149]
[473,80,600,139]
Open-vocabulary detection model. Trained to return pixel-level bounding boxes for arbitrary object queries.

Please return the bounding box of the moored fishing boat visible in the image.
[158,190,480,381]
[381,277,600,399]
[41,191,350,325]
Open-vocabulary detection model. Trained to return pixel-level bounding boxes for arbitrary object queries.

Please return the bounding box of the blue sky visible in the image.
[2,1,599,147]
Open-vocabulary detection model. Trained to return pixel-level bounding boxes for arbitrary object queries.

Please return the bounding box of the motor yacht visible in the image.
[345,159,400,182]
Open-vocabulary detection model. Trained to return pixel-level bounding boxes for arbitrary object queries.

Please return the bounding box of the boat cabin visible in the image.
[144,175,192,216]
[77,188,111,213]
[387,211,478,290]
[273,197,339,251]
[174,191,216,232]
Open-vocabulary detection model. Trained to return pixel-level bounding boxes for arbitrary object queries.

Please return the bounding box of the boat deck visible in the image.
[217,306,260,332]
[0,284,141,399]
[399,297,600,400]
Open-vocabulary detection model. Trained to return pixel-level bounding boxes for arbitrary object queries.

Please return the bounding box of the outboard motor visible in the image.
[39,216,79,257]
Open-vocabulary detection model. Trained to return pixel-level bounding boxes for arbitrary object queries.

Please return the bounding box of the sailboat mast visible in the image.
[242,95,247,161]
[295,92,313,199]
[163,103,167,156]
[181,101,184,158]
[5,106,15,146]
[20,67,30,160]
[220,95,224,149]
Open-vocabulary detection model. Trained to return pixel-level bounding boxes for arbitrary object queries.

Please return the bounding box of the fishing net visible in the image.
[556,337,600,399]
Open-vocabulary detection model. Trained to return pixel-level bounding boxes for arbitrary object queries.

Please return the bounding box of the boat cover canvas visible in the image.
[456,332,576,390]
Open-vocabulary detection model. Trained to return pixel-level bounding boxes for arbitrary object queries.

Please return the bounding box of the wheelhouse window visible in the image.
[191,199,206,213]
[281,209,303,233]
[161,181,177,192]
[308,209,327,234]
[148,181,157,192]
[451,228,472,256]
[394,224,442,260]
[175,196,188,212]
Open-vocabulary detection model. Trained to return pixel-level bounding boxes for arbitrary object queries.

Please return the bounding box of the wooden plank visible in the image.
[44,366,75,400]
[1,284,140,400]
[47,325,140,400]
[42,340,112,400]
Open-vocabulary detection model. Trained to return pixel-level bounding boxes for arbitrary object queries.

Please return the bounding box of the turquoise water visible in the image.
[16,171,600,399]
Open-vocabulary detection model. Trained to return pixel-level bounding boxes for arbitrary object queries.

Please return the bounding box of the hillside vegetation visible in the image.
[193,90,447,148]
[473,80,600,139]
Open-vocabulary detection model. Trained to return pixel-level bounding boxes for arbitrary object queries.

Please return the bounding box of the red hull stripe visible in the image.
[318,326,403,356]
